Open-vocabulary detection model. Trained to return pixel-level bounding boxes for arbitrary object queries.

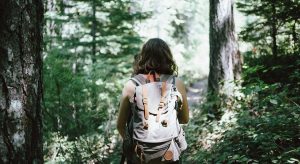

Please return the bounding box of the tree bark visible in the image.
[208,0,240,97]
[0,0,43,163]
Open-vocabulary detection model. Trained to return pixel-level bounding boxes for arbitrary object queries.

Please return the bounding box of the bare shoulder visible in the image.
[175,77,186,91]
[124,79,136,89]
[122,79,136,98]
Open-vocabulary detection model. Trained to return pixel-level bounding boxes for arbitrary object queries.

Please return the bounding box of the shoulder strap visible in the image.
[163,75,175,84]
[130,78,141,86]
[142,85,149,120]
[131,74,147,85]
[156,81,166,122]
[172,76,176,85]
[127,76,142,127]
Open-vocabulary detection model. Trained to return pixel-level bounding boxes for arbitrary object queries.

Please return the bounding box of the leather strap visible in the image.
[156,81,166,122]
[142,85,149,120]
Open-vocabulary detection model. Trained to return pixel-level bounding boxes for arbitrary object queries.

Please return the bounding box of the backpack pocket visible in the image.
[134,140,171,163]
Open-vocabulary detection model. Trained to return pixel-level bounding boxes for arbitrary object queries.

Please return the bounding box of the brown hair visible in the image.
[133,38,178,75]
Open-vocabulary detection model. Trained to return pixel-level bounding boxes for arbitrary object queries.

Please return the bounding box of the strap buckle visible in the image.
[142,97,148,104]
[159,101,164,109]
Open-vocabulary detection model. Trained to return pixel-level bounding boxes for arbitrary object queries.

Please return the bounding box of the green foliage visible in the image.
[42,0,299,163]
[237,0,300,56]
[184,0,300,153]
[43,0,147,162]
[184,54,300,163]
[243,53,300,99]
[44,131,120,163]
[184,3,300,161]
[43,52,108,139]
[43,0,207,162]
[197,94,300,163]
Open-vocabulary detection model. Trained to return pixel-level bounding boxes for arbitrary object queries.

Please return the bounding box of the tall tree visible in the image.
[0,0,43,163]
[208,0,241,109]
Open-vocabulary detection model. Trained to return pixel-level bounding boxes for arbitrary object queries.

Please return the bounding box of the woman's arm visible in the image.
[175,78,189,124]
[117,81,135,139]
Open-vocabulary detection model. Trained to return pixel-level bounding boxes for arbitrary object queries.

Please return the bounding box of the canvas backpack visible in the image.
[122,73,187,164]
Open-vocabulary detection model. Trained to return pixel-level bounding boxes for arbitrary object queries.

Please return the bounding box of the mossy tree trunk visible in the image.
[0,0,43,163]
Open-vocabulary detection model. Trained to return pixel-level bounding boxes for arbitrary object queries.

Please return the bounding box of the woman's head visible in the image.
[133,38,178,75]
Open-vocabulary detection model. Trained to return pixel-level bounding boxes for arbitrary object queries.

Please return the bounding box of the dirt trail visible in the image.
[186,78,208,107]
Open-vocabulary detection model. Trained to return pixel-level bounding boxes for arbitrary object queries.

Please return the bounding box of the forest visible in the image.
[0,0,299,163]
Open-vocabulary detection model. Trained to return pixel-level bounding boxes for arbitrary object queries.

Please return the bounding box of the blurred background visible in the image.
[42,0,299,163]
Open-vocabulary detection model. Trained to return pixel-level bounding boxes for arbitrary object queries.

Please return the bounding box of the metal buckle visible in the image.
[159,101,164,108]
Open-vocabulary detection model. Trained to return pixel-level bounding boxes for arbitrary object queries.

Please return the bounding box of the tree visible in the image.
[237,0,300,56]
[0,0,43,163]
[208,0,242,119]
[208,0,241,115]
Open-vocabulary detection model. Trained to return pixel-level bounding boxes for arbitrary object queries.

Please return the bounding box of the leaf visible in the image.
[269,99,278,105]
[207,113,215,118]
[287,158,299,163]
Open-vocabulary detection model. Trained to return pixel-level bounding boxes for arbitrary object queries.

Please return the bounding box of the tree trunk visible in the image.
[0,0,43,163]
[271,1,277,56]
[91,0,96,63]
[91,0,98,111]
[208,0,239,98]
[292,20,298,51]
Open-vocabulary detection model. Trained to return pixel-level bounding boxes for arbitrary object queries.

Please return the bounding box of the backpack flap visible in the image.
[135,82,173,115]
[132,82,180,143]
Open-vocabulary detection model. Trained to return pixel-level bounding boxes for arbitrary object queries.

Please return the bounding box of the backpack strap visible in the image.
[142,85,149,120]
[133,74,147,85]
[163,74,175,84]
[130,74,146,103]
[128,76,143,127]
[156,81,167,122]
[131,74,150,121]
[130,77,142,86]
[172,76,176,85]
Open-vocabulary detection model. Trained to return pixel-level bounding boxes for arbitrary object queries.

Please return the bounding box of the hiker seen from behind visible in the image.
[117,38,189,164]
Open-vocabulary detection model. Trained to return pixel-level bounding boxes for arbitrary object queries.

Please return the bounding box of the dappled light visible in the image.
[0,0,299,163]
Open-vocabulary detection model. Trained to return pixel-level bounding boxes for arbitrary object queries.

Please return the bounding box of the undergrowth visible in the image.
[184,54,300,163]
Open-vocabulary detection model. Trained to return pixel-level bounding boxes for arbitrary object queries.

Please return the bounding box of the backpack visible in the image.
[122,73,187,164]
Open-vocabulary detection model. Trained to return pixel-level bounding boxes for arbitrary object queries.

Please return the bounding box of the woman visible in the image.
[117,38,189,163]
